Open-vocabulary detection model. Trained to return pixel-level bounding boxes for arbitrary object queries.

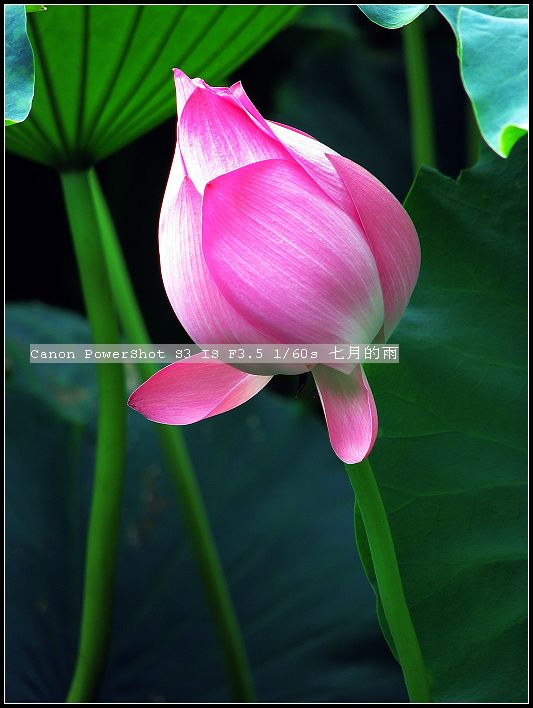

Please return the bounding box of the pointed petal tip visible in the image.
[179,90,287,192]
[336,444,372,466]
[127,390,139,411]
[173,67,189,81]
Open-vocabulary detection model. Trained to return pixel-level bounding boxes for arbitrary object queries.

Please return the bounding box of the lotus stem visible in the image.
[61,169,127,702]
[403,17,437,171]
[346,458,432,703]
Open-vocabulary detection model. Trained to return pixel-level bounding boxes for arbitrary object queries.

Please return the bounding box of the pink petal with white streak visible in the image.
[128,354,272,425]
[173,68,196,120]
[160,175,271,345]
[328,154,421,339]
[202,158,384,346]
[178,87,287,193]
[267,121,357,218]
[313,364,378,463]
[225,83,357,218]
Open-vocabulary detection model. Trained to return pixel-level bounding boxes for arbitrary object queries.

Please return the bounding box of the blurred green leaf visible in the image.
[437,5,528,157]
[359,140,527,701]
[6,302,405,702]
[25,5,47,12]
[358,5,429,29]
[5,5,301,167]
[5,5,35,126]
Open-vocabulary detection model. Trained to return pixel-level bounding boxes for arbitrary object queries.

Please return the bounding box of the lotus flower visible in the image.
[128,69,420,463]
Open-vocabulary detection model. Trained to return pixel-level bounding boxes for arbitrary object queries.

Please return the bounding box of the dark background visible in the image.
[6,6,471,350]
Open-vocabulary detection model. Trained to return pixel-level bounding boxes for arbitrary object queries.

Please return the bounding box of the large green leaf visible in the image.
[6,302,406,702]
[358,140,528,701]
[437,5,528,157]
[358,5,429,29]
[5,5,35,126]
[356,5,529,158]
[5,5,301,167]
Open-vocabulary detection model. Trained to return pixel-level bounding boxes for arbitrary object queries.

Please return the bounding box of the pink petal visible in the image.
[225,87,356,220]
[128,354,272,425]
[178,87,287,193]
[165,72,272,345]
[328,154,421,339]
[160,142,185,217]
[202,158,384,345]
[161,69,195,215]
[173,68,196,120]
[191,77,230,96]
[229,81,270,127]
[160,174,271,344]
[267,121,357,218]
[313,364,378,464]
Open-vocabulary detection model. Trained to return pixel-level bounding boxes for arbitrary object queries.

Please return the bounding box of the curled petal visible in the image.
[128,355,272,425]
[313,364,378,463]
[229,81,266,125]
[179,87,286,193]
[328,154,421,339]
[202,158,384,345]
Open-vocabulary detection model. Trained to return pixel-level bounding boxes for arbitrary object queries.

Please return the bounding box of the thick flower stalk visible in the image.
[129,69,420,463]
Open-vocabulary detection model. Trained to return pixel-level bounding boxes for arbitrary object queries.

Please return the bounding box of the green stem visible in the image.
[346,459,432,703]
[84,168,255,702]
[403,18,436,171]
[60,170,127,702]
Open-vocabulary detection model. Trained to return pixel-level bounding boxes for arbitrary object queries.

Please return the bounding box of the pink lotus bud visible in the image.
[128,69,420,463]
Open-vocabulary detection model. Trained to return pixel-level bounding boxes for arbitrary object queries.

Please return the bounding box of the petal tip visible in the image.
[127,387,144,413]
[313,365,378,465]
[338,447,371,465]
[127,391,137,410]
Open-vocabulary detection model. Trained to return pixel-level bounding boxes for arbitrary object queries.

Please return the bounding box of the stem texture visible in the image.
[403,18,436,171]
[346,459,432,703]
[61,170,127,702]
[84,168,255,702]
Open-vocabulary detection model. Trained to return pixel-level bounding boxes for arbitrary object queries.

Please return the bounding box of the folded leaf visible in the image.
[5,5,35,126]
